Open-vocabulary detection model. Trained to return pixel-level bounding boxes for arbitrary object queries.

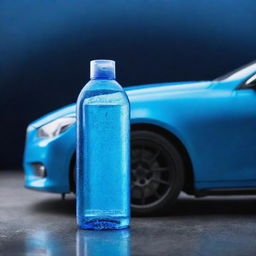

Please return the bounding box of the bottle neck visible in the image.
[91,77,115,81]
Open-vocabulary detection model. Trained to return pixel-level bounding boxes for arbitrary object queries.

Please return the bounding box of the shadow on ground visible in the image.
[31,197,76,216]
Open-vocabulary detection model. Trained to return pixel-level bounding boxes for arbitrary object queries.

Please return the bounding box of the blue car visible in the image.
[24,61,256,215]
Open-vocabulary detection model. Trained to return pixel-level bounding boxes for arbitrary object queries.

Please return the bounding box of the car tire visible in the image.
[131,130,184,216]
[72,129,185,216]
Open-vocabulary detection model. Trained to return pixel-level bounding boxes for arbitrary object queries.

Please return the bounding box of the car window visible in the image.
[244,73,256,88]
[214,61,256,81]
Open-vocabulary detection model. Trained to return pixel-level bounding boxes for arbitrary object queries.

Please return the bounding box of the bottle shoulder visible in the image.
[77,80,129,106]
[83,79,124,92]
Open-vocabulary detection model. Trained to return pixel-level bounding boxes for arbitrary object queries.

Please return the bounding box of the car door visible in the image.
[191,75,256,186]
[231,73,256,181]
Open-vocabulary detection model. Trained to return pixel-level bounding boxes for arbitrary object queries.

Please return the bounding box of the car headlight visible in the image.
[37,115,76,138]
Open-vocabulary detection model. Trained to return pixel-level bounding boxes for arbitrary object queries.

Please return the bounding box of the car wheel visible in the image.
[131,130,184,216]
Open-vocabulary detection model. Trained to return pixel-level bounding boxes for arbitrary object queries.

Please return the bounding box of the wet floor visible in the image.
[1,170,256,256]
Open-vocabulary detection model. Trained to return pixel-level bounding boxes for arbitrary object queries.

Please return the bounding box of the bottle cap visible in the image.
[90,60,116,79]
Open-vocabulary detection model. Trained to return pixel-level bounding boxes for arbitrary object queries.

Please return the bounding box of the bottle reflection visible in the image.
[77,229,130,256]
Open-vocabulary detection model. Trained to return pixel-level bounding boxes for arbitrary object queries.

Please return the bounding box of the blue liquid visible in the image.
[77,81,130,230]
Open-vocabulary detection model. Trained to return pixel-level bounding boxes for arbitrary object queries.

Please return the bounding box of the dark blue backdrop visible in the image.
[0,0,256,169]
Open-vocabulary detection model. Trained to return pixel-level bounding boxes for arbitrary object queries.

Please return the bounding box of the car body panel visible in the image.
[128,78,256,189]
[23,63,256,194]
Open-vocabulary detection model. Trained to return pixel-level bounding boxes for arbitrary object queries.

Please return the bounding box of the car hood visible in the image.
[30,80,211,128]
[30,104,76,129]
[126,80,211,97]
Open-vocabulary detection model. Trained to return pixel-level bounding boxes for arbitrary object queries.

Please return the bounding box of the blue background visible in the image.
[0,0,256,169]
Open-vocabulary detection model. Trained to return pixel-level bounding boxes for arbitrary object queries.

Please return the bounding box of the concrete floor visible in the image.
[1,171,256,256]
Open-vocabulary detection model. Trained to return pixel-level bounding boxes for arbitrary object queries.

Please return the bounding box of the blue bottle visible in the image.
[76,60,130,230]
